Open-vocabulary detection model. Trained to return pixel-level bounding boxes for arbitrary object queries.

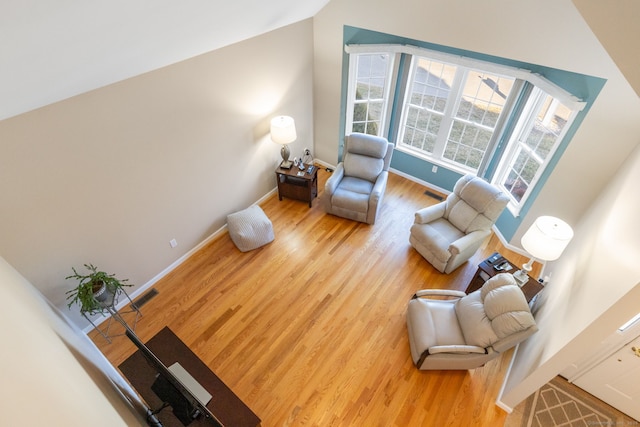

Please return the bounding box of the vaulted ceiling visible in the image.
[1,1,636,122]
[0,0,329,120]
[572,0,640,98]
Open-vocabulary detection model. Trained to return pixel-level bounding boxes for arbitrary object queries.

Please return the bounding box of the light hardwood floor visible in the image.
[90,167,539,426]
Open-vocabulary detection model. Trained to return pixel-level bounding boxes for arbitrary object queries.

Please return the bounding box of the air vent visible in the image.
[424,190,444,201]
[131,288,159,310]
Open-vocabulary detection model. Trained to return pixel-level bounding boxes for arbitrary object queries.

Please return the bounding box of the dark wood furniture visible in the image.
[465,253,543,303]
[275,163,318,207]
[119,327,260,427]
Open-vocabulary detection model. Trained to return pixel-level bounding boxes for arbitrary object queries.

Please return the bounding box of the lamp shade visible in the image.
[521,216,574,261]
[270,116,297,145]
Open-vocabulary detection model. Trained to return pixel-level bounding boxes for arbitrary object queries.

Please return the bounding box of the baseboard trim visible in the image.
[495,399,514,414]
[495,358,516,413]
[313,158,335,170]
[82,189,278,334]
[496,341,521,414]
[389,167,450,196]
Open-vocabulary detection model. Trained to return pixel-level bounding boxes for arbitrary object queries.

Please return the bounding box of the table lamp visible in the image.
[271,116,297,169]
[513,215,574,285]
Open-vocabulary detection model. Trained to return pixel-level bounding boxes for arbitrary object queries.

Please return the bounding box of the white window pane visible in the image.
[504,170,528,203]
[410,58,455,114]
[496,89,575,211]
[441,71,515,171]
[349,53,391,136]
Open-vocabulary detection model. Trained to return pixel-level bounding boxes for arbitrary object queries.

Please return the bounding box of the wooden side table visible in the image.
[466,253,543,303]
[276,163,318,207]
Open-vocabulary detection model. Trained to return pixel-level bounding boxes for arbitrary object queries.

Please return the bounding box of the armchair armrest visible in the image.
[369,170,389,204]
[413,289,466,299]
[428,345,487,355]
[324,163,344,197]
[414,202,446,224]
[448,229,491,255]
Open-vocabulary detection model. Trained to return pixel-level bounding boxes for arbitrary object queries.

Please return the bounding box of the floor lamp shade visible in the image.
[521,216,574,262]
[514,215,574,285]
[271,116,297,168]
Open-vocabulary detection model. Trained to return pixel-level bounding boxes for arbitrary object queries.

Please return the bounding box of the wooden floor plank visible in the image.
[90,167,539,426]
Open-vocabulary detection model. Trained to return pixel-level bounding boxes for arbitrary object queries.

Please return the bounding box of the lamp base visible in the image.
[280,144,292,169]
[512,269,530,287]
[279,160,293,169]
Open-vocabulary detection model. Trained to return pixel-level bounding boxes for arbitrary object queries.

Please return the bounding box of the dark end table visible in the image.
[465,253,543,303]
[276,163,318,207]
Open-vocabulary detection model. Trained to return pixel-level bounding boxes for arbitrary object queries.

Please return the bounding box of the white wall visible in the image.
[0,255,145,426]
[499,144,640,408]
[0,20,315,328]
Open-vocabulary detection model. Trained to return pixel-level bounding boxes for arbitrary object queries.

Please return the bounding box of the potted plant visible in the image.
[65,263,132,315]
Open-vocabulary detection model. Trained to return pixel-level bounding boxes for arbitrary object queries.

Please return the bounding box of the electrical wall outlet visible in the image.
[304,148,311,156]
[432,165,438,173]
[169,238,178,248]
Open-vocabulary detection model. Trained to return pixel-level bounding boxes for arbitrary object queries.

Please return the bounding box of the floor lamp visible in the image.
[513,216,574,286]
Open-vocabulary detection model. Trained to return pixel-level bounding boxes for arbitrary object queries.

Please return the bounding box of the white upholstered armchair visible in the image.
[409,174,509,273]
[406,273,537,370]
[324,133,394,225]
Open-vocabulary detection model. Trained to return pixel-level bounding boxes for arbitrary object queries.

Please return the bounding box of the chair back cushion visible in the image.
[445,175,509,233]
[343,133,389,183]
[455,273,535,348]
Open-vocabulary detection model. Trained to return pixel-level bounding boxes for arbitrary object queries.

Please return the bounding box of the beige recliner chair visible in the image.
[324,133,394,225]
[406,273,537,370]
[409,174,509,273]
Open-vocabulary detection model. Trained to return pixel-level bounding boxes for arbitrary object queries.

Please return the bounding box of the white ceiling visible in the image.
[0,0,329,121]
[572,0,640,98]
[2,1,636,122]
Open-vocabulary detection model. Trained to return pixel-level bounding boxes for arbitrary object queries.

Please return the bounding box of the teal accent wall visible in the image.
[341,25,606,241]
[391,151,462,190]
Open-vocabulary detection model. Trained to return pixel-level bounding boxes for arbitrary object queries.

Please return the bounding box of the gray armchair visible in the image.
[406,273,537,370]
[409,174,509,273]
[324,133,394,225]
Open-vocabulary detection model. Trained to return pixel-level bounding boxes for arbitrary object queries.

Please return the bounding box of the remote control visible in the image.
[494,261,510,271]
[487,253,501,264]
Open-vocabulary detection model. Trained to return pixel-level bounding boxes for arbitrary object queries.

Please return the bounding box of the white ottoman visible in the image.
[227,205,275,252]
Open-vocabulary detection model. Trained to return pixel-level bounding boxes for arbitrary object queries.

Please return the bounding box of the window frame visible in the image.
[396,55,460,166]
[396,55,520,175]
[344,43,585,214]
[345,50,397,138]
[492,87,578,214]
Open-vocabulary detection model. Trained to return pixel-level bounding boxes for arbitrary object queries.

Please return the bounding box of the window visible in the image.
[400,57,456,157]
[344,44,582,214]
[398,56,516,173]
[494,88,575,208]
[346,52,394,137]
